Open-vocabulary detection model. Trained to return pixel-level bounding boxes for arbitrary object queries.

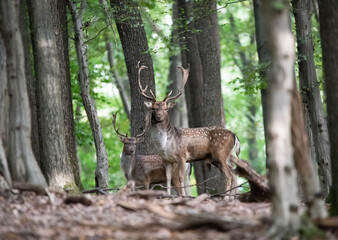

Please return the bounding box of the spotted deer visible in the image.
[112,112,190,194]
[137,62,240,197]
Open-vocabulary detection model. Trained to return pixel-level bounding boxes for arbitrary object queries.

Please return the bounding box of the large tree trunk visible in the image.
[318,0,338,216]
[194,0,227,194]
[27,0,76,190]
[262,0,300,237]
[51,0,83,190]
[111,0,156,155]
[252,0,270,164]
[18,1,40,165]
[0,0,47,187]
[0,34,11,187]
[68,0,109,188]
[177,0,206,194]
[292,0,331,198]
[0,33,9,155]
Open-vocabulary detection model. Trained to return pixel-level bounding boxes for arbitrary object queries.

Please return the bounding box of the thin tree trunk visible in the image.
[0,0,47,187]
[229,14,258,165]
[292,0,331,198]
[318,0,338,216]
[291,80,327,219]
[105,37,131,118]
[111,0,156,155]
[168,0,188,128]
[262,0,300,237]
[253,0,270,164]
[68,0,109,188]
[18,1,40,165]
[51,0,83,190]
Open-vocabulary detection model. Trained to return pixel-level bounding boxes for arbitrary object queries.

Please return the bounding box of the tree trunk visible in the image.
[177,0,206,194]
[0,33,9,156]
[168,0,188,128]
[252,0,270,164]
[228,14,258,165]
[111,0,156,155]
[194,0,227,194]
[27,0,76,190]
[291,80,327,219]
[18,1,40,165]
[292,0,331,198]
[318,0,338,216]
[262,0,300,237]
[51,0,83,190]
[68,0,109,188]
[0,0,47,187]
[105,37,131,118]
[0,34,11,187]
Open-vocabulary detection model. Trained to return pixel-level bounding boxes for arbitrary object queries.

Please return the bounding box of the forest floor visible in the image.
[0,188,336,240]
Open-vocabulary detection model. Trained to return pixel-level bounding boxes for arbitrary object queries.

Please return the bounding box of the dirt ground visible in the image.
[0,189,336,240]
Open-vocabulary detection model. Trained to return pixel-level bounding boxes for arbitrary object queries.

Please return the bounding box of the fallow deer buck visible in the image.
[112,112,190,194]
[137,62,240,197]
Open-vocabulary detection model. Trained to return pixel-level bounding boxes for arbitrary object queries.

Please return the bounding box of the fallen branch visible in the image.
[150,176,218,191]
[64,195,92,206]
[210,181,249,197]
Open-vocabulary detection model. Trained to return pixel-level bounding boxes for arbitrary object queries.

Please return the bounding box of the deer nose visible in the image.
[156,114,162,119]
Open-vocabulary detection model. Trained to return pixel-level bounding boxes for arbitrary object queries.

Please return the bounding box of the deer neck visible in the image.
[151,116,178,152]
[121,152,133,180]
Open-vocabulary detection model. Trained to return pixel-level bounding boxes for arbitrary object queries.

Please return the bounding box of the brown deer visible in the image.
[112,112,190,194]
[137,62,240,197]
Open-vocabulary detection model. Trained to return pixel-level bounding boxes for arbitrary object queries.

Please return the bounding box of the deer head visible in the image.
[137,61,190,122]
[112,112,147,155]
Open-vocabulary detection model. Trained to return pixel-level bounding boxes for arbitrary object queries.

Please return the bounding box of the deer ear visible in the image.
[144,101,153,109]
[167,102,176,110]
[119,136,127,143]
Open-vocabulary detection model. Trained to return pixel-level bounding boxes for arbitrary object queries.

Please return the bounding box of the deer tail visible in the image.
[233,134,241,157]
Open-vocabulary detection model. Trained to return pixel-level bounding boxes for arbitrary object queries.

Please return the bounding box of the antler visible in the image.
[137,61,156,101]
[112,112,128,138]
[163,64,190,102]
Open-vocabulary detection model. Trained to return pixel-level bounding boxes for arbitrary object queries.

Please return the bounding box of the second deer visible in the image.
[112,112,190,194]
[137,62,240,198]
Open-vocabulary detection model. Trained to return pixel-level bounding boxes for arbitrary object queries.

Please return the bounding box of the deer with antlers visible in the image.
[112,112,190,193]
[137,62,240,197]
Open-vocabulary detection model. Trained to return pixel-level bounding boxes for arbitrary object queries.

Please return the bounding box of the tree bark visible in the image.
[111,0,156,155]
[105,38,131,118]
[27,0,76,190]
[0,34,11,187]
[0,33,9,155]
[18,1,40,165]
[177,0,206,194]
[252,0,270,164]
[68,0,109,188]
[0,0,47,187]
[51,0,83,190]
[318,0,338,216]
[292,0,331,198]
[262,0,300,236]
[168,0,188,128]
[194,0,227,194]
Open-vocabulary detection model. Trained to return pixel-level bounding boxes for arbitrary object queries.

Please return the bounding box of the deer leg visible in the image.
[215,157,234,201]
[165,162,173,195]
[178,160,186,196]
